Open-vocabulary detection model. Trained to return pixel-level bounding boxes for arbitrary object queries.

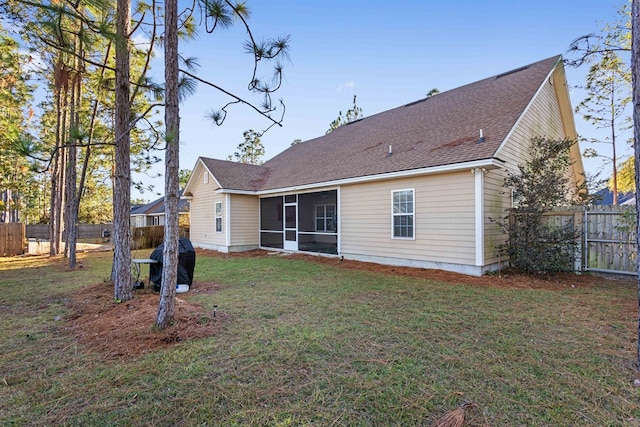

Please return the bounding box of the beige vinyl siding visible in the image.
[483,169,510,265]
[496,69,566,173]
[485,66,575,266]
[341,172,476,265]
[229,194,259,249]
[189,164,226,249]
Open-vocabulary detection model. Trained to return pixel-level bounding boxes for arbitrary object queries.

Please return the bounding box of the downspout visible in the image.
[225,193,231,249]
[337,187,342,254]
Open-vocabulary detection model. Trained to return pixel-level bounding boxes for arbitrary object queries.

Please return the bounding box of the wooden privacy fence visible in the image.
[0,223,25,256]
[543,205,637,276]
[26,223,113,240]
[22,224,189,249]
[132,225,190,250]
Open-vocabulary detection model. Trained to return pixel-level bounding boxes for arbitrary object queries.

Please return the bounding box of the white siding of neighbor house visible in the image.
[189,164,227,251]
[229,194,259,251]
[340,172,477,271]
[484,66,573,268]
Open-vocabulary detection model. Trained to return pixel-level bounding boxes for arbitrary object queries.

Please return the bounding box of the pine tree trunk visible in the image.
[631,0,640,371]
[156,0,179,330]
[65,49,81,268]
[50,74,67,256]
[113,0,133,301]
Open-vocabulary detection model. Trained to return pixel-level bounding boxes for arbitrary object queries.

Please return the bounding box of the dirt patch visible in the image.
[66,249,635,359]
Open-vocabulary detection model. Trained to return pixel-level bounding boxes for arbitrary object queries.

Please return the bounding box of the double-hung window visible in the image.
[315,204,336,232]
[392,189,414,239]
[215,201,222,233]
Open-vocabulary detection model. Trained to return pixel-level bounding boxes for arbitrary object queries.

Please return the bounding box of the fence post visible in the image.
[574,206,584,273]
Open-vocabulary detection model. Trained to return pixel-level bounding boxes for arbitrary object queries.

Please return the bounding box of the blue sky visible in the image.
[138,0,627,199]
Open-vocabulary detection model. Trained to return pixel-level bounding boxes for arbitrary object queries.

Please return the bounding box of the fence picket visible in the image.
[541,206,637,275]
[0,223,25,256]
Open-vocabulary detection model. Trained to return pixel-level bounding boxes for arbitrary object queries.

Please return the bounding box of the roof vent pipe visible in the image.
[477,129,485,143]
[388,145,393,156]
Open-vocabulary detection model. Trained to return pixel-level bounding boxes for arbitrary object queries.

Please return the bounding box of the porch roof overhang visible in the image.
[214,157,506,196]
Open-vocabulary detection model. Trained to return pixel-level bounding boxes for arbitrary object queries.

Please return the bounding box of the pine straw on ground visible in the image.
[432,402,488,427]
[65,281,226,359]
[204,248,634,291]
[65,249,635,360]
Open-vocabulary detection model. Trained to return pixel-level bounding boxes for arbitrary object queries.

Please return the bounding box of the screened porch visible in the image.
[259,190,338,255]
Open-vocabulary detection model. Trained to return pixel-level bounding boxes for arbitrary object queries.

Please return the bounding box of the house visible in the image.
[182,55,584,276]
[130,192,190,228]
[592,187,635,205]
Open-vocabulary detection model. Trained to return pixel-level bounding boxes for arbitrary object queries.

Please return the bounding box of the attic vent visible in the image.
[404,97,428,108]
[495,65,529,79]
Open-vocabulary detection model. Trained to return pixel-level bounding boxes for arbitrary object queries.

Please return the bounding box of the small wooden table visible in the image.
[132,258,158,288]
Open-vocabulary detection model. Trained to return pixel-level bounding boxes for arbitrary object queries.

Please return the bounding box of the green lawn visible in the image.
[0,250,638,426]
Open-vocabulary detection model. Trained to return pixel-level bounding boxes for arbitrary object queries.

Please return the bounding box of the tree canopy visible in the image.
[326,95,363,134]
[228,129,265,165]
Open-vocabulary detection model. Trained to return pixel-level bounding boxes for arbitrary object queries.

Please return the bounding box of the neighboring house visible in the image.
[592,188,635,205]
[183,55,584,276]
[130,192,190,228]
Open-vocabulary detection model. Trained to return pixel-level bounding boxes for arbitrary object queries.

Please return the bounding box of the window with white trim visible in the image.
[315,204,336,232]
[215,201,222,233]
[392,189,414,239]
[204,171,209,184]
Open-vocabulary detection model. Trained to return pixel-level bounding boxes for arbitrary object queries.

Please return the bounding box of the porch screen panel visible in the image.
[285,205,296,229]
[298,191,337,232]
[260,232,283,249]
[260,197,283,231]
[260,196,284,249]
[296,190,338,255]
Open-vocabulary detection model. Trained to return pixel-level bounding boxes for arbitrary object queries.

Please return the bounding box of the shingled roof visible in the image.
[131,191,190,215]
[199,158,271,192]
[199,55,563,192]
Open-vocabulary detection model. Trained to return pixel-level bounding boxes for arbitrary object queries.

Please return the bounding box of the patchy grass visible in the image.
[0,250,638,426]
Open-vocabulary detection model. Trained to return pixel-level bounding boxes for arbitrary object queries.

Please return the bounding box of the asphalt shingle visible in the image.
[200,55,562,192]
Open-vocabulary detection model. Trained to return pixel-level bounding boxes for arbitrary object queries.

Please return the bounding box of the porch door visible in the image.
[283,195,297,250]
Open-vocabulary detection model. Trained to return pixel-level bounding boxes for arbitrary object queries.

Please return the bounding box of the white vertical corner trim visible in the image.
[337,187,342,254]
[225,193,231,247]
[474,168,485,266]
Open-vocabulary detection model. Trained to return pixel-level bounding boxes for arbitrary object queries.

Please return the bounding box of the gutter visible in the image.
[214,157,506,195]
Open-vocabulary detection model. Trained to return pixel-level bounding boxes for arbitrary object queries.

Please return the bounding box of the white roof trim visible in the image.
[215,158,505,195]
[214,188,256,195]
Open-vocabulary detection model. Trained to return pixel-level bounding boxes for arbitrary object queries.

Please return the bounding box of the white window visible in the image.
[315,204,336,232]
[215,201,222,233]
[204,171,209,184]
[392,189,414,239]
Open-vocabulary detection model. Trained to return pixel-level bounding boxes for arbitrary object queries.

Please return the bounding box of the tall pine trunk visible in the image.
[113,0,133,301]
[65,45,82,267]
[156,0,179,329]
[632,0,640,370]
[50,66,67,256]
